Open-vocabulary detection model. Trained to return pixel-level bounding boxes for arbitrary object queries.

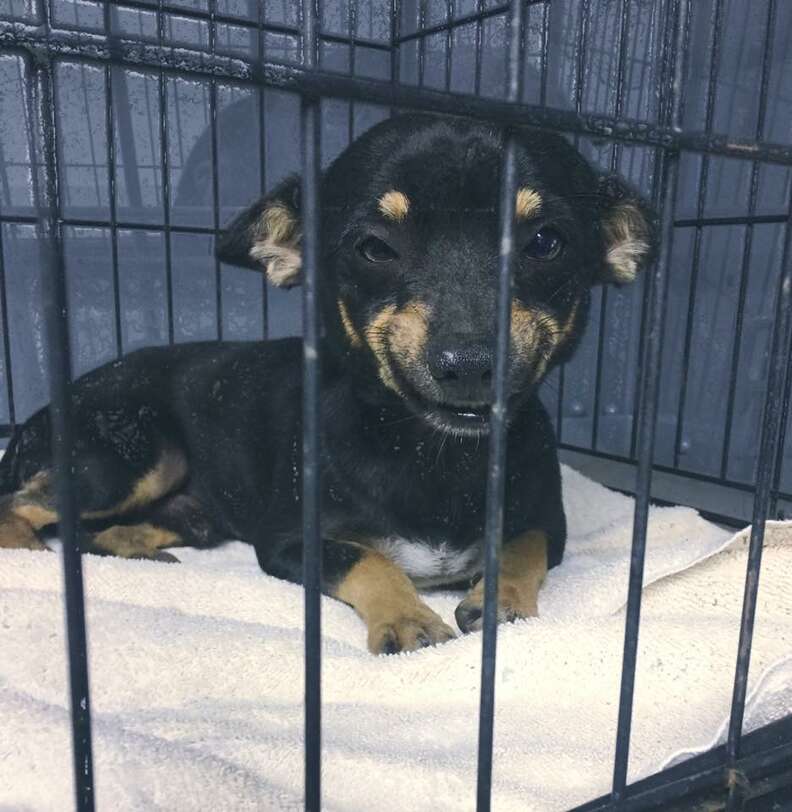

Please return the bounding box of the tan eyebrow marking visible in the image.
[378,190,410,222]
[516,187,542,220]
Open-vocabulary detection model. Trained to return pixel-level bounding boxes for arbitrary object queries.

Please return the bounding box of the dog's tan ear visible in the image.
[597,175,656,285]
[216,175,302,287]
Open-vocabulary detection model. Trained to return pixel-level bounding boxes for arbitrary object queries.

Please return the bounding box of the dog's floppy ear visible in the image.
[596,174,656,285]
[216,175,302,287]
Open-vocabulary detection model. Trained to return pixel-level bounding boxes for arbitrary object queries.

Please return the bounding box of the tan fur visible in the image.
[13,502,58,529]
[84,448,187,520]
[377,190,410,222]
[0,449,187,552]
[334,546,455,654]
[510,298,580,379]
[363,302,430,395]
[338,298,363,348]
[363,303,399,393]
[0,511,50,550]
[603,201,650,283]
[91,523,181,559]
[388,302,430,363]
[510,301,543,362]
[248,203,302,287]
[458,530,548,624]
[516,187,542,220]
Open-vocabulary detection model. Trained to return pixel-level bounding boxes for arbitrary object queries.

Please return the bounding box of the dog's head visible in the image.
[218,115,655,436]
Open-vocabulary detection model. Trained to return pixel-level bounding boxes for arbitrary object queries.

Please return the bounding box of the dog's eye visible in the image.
[524,228,563,260]
[358,236,398,263]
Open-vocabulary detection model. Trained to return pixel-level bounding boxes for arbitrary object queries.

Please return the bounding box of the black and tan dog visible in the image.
[0,115,654,654]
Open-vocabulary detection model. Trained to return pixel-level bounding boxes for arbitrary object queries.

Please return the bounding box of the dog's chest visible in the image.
[372,536,481,587]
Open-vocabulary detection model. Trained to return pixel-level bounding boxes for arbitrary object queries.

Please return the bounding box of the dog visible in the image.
[0,114,654,654]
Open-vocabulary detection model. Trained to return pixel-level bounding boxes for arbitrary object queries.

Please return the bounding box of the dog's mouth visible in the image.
[424,402,491,435]
[385,357,492,435]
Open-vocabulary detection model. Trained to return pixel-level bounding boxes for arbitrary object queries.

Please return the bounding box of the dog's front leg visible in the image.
[454,530,548,634]
[266,540,455,655]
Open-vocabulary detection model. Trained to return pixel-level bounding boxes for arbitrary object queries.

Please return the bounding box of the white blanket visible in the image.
[1,465,791,811]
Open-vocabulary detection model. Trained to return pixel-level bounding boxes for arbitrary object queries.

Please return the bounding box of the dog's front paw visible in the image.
[454,577,539,634]
[368,605,455,655]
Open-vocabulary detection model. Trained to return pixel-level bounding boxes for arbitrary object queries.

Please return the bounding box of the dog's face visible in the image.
[218,115,654,436]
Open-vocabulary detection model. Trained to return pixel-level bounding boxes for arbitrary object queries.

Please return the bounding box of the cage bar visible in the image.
[28,51,95,812]
[5,20,792,167]
[0,222,15,427]
[611,0,688,800]
[208,0,224,341]
[475,1,524,809]
[156,1,176,345]
[590,0,630,453]
[301,1,322,810]
[672,0,724,470]
[101,2,124,359]
[719,0,778,482]
[723,171,792,812]
[256,0,269,339]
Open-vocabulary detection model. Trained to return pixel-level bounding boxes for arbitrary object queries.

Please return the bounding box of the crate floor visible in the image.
[1,466,791,811]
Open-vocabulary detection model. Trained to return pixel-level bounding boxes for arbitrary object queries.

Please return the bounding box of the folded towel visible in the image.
[1,465,790,811]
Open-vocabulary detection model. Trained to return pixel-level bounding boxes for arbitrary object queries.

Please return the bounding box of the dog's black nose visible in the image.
[428,344,493,401]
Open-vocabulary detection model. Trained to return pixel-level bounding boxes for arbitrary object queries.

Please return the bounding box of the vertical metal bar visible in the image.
[301,2,322,809]
[157,1,175,345]
[256,0,269,338]
[590,0,630,452]
[560,0,589,447]
[573,0,590,118]
[538,1,550,108]
[0,223,16,428]
[769,330,792,516]
[389,0,402,118]
[611,0,687,801]
[444,0,454,92]
[417,0,426,87]
[102,4,124,358]
[208,0,223,340]
[628,0,688,462]
[349,0,357,141]
[724,186,792,812]
[476,1,523,809]
[672,0,724,469]
[28,52,95,811]
[721,0,777,480]
[473,0,484,96]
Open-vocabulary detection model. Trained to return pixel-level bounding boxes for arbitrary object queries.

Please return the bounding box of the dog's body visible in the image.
[0,115,653,653]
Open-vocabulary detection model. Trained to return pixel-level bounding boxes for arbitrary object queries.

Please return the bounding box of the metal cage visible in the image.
[1,0,791,809]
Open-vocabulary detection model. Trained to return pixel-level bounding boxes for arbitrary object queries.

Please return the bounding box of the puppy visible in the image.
[0,115,654,654]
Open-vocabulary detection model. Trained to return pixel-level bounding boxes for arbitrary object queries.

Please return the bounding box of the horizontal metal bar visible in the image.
[0,214,223,234]
[397,2,510,44]
[572,715,792,811]
[674,213,789,228]
[557,443,792,505]
[40,0,392,53]
[4,21,792,165]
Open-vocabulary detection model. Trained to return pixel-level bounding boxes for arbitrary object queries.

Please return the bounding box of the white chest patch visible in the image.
[373,537,481,587]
